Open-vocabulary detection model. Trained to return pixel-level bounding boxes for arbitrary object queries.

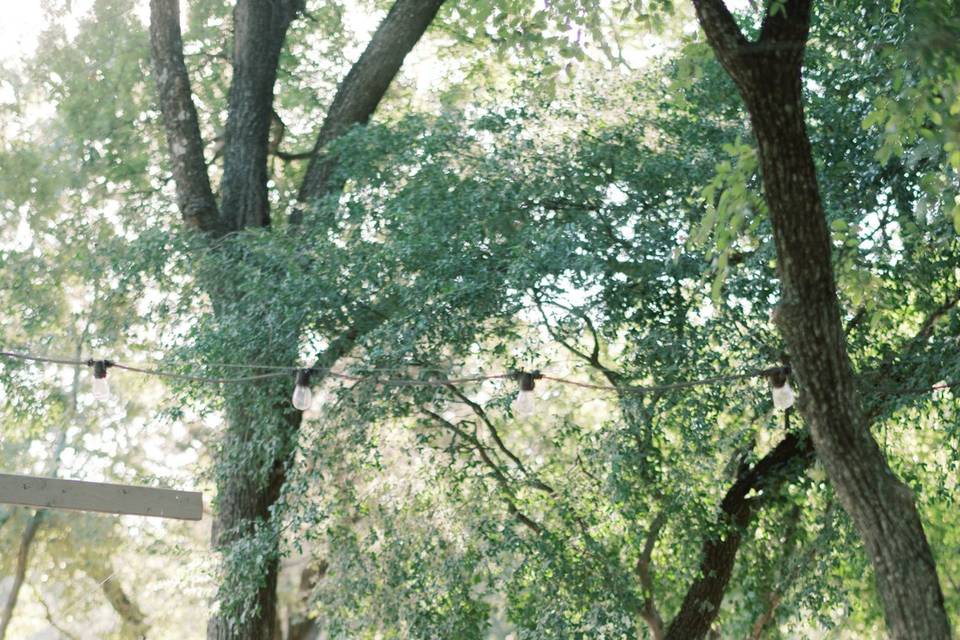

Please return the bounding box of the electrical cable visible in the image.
[0,348,955,402]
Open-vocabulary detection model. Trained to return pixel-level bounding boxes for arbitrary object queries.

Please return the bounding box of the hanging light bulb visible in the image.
[513,371,541,419]
[771,380,795,410]
[91,360,111,400]
[769,367,795,410]
[514,388,535,417]
[292,369,313,411]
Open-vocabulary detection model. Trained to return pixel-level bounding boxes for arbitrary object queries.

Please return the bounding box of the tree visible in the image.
[257,37,957,632]
[687,0,952,636]
[148,0,448,637]
[2,0,957,636]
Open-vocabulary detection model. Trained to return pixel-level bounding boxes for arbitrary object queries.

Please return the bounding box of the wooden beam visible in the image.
[0,473,202,521]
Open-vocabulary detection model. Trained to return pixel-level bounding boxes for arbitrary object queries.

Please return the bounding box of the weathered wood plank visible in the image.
[0,473,202,521]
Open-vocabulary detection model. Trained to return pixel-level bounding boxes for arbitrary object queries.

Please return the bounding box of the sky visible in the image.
[0,1,390,63]
[0,3,47,62]
[0,1,106,63]
[0,0,736,68]
[0,0,758,63]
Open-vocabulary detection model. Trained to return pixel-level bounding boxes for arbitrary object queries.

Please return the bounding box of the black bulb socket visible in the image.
[92,360,111,379]
[295,368,313,387]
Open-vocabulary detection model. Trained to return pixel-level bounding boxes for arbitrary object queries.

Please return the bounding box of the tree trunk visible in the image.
[689,1,951,637]
[206,390,300,640]
[220,0,302,230]
[748,64,949,640]
[149,1,446,637]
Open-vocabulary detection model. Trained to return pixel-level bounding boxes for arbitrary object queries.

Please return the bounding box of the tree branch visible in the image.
[575,453,603,490]
[636,510,668,640]
[273,149,315,161]
[444,384,555,494]
[690,0,749,60]
[534,299,623,387]
[296,0,447,209]
[692,0,811,96]
[149,0,220,233]
[912,289,960,345]
[429,387,608,559]
[220,0,303,230]
[35,590,80,640]
[758,0,813,49]
[861,287,960,420]
[0,511,45,640]
[306,309,388,375]
[664,431,815,640]
[421,409,544,535]
[82,557,150,638]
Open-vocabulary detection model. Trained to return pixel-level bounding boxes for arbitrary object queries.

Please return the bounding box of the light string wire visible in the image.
[0,348,787,394]
[0,348,956,398]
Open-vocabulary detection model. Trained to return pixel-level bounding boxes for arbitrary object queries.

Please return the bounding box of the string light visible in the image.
[90,360,112,401]
[0,350,954,411]
[512,370,542,419]
[292,369,313,411]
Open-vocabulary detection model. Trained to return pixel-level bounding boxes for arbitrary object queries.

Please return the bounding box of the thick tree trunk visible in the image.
[206,389,300,640]
[748,65,949,640]
[220,0,302,230]
[150,1,446,637]
[689,1,951,637]
[206,3,305,629]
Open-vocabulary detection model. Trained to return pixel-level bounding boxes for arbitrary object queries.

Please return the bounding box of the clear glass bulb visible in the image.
[513,389,536,418]
[92,376,110,401]
[771,381,795,410]
[292,384,312,411]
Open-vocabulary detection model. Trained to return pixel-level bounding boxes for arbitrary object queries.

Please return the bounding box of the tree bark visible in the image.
[148,0,220,233]
[688,1,951,637]
[220,0,303,230]
[206,391,300,640]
